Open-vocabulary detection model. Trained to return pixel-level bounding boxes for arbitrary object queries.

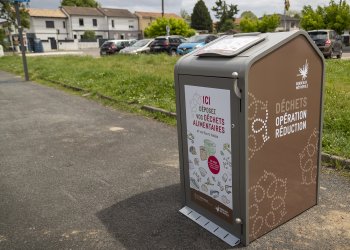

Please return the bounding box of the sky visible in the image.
[28,0,331,18]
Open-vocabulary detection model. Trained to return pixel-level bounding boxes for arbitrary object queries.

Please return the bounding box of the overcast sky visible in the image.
[28,0,331,18]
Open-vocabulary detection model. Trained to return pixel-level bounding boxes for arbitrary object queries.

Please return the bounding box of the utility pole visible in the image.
[14,0,29,81]
[284,8,286,31]
[162,0,164,17]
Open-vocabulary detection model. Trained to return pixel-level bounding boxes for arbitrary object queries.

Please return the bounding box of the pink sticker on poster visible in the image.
[208,156,220,174]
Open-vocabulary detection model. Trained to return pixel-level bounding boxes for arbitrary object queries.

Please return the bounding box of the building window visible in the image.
[45,21,55,28]
[129,25,134,29]
[93,19,97,26]
[112,20,114,28]
[79,18,84,26]
[74,34,77,39]
[63,21,66,29]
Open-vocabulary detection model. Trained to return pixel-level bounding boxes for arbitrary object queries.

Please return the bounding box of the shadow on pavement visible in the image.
[96,184,236,249]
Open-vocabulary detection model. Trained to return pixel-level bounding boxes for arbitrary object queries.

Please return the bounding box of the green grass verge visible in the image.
[0,54,178,112]
[0,55,349,159]
[323,61,350,158]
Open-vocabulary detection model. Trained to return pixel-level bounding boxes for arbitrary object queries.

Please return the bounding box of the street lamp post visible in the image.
[162,0,164,17]
[12,0,30,81]
[14,1,29,81]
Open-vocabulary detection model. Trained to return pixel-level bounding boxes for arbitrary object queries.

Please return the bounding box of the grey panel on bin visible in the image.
[179,206,240,246]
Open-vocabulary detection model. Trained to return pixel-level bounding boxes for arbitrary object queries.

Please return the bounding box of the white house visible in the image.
[97,8,140,40]
[61,6,107,40]
[276,14,300,32]
[26,9,68,50]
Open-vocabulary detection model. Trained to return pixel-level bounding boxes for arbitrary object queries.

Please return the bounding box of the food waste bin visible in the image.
[174,31,325,246]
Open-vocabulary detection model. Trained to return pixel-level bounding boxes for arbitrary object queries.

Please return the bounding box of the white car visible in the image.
[119,39,154,54]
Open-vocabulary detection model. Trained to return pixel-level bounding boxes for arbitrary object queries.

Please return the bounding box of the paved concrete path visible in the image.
[0,71,349,249]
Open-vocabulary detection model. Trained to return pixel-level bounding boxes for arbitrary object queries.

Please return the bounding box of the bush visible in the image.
[83,30,96,39]
[144,17,195,37]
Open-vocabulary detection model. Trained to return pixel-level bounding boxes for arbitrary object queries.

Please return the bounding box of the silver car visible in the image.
[119,39,154,54]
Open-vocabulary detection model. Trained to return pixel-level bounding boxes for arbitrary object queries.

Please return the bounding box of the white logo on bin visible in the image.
[296,59,309,90]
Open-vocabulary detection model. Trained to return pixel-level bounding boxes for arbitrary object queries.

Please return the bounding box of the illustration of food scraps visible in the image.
[194,158,199,166]
[199,167,207,177]
[188,140,233,208]
[189,160,195,171]
[220,143,231,156]
[223,156,232,169]
[222,173,228,182]
[189,146,197,155]
[190,177,200,189]
[200,139,216,161]
[193,171,201,183]
[187,133,194,144]
[200,146,208,161]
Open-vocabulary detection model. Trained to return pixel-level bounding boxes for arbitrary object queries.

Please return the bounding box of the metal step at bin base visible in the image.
[179,206,240,247]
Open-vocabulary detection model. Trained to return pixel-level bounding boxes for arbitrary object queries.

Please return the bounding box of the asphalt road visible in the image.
[0,71,349,249]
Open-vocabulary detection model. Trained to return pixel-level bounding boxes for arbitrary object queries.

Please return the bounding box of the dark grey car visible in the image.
[308,30,343,59]
[150,35,187,56]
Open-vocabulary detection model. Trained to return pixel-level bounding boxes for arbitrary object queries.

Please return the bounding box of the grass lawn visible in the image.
[0,55,349,159]
[323,60,350,159]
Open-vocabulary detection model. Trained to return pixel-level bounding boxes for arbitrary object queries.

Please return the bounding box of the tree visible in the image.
[212,0,239,32]
[300,1,350,34]
[240,14,280,33]
[239,17,258,32]
[191,0,213,32]
[83,30,95,39]
[240,11,257,20]
[0,0,30,29]
[324,0,350,34]
[180,9,191,24]
[61,0,99,7]
[300,5,326,31]
[258,14,280,32]
[144,17,195,37]
[0,28,8,49]
[220,19,235,32]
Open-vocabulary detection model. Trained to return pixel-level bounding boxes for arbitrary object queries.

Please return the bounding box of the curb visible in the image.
[41,78,350,170]
[141,105,177,118]
[44,78,127,104]
[321,153,350,170]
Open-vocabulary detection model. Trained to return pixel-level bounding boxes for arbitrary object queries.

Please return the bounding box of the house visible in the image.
[97,8,139,40]
[61,6,107,40]
[134,11,182,38]
[26,8,68,50]
[276,14,300,31]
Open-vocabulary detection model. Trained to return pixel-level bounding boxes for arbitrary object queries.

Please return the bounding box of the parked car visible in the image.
[119,39,154,54]
[100,39,136,55]
[307,30,343,59]
[150,35,187,56]
[177,34,218,55]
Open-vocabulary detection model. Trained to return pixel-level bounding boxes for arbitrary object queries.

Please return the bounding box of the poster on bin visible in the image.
[185,85,233,223]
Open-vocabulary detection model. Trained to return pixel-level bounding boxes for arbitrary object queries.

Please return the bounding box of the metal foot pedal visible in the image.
[179,206,240,247]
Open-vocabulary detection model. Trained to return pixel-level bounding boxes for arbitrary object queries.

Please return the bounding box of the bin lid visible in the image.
[196,34,265,57]
[175,31,324,79]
